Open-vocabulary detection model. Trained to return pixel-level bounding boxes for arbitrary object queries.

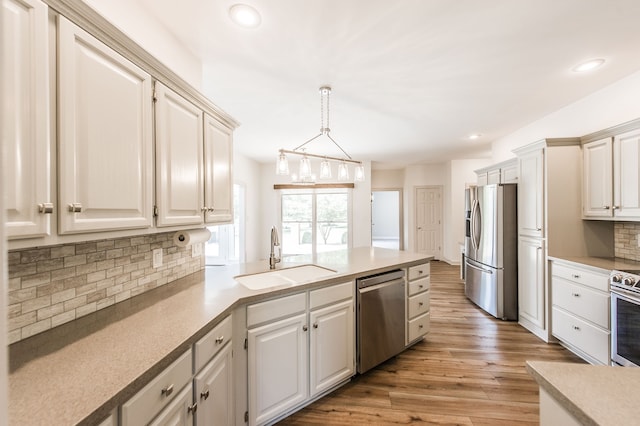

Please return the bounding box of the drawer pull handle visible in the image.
[419,285,424,289]
[303,325,308,332]
[604,205,610,210]
[418,324,423,329]
[572,274,581,279]
[613,205,620,210]
[201,207,208,212]
[418,302,424,307]
[313,323,318,329]
[215,336,224,344]
[573,326,580,331]
[38,203,54,214]
[200,389,210,400]
[418,270,423,275]
[572,293,580,297]
[188,403,198,414]
[161,384,174,397]
[68,203,82,213]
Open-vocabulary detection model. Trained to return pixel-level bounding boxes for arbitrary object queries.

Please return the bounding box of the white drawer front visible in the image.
[552,263,608,292]
[408,291,430,319]
[552,307,610,365]
[552,278,609,329]
[408,263,430,281]
[194,314,233,372]
[247,292,306,327]
[408,312,430,343]
[121,349,192,426]
[408,277,430,296]
[309,281,353,310]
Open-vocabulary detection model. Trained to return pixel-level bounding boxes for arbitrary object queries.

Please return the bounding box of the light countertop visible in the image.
[527,361,639,426]
[9,247,431,425]
[548,255,640,273]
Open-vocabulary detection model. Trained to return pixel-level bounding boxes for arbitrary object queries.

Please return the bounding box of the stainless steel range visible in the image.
[610,269,640,367]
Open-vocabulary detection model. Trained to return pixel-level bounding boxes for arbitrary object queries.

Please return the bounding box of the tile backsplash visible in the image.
[614,222,640,261]
[8,232,204,344]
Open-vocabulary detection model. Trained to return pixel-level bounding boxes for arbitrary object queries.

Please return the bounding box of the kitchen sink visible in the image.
[234,264,337,290]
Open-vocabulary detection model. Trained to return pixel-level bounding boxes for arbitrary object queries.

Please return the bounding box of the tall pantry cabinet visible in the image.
[513,139,584,342]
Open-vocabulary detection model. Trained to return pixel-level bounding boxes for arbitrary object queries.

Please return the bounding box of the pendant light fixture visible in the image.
[276,86,364,183]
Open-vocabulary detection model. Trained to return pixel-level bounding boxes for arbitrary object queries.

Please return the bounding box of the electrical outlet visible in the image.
[153,248,163,268]
[192,242,202,258]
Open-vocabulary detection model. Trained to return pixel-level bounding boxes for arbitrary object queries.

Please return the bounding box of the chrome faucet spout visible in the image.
[269,226,281,269]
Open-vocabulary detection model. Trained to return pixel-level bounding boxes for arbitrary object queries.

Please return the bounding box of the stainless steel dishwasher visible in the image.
[357,269,406,373]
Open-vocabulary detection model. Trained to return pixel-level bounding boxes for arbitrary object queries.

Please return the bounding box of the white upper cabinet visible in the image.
[613,129,640,218]
[583,129,640,220]
[3,0,51,239]
[204,113,233,224]
[582,138,613,218]
[517,147,545,238]
[155,82,204,227]
[57,16,153,234]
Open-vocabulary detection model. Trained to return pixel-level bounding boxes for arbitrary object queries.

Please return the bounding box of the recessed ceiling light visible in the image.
[229,4,261,29]
[469,134,482,140]
[572,58,605,73]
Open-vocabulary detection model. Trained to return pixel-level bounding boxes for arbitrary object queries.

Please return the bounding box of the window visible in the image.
[280,188,351,257]
[206,184,245,265]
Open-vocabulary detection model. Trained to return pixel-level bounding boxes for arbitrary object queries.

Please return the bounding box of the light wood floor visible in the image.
[278,261,583,425]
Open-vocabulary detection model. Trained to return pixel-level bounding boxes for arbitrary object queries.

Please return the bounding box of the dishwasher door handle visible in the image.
[358,278,405,294]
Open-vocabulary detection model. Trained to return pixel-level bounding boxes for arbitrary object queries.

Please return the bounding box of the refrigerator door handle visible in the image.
[471,199,481,251]
[466,260,494,275]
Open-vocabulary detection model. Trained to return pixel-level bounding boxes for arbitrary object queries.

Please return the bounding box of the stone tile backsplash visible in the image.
[8,232,204,344]
[614,222,640,261]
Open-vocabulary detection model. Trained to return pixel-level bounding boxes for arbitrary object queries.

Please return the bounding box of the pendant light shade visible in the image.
[337,162,349,181]
[276,151,289,175]
[299,155,311,178]
[319,158,332,179]
[354,164,365,182]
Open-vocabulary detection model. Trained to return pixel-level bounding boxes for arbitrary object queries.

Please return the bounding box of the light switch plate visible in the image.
[192,243,202,258]
[153,248,163,268]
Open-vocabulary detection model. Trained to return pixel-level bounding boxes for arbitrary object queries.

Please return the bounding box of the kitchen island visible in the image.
[8,247,431,425]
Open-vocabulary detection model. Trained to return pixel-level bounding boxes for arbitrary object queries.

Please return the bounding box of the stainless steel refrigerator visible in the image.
[464,184,518,320]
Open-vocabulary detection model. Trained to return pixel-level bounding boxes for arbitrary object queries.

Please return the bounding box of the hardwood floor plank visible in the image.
[277,261,584,425]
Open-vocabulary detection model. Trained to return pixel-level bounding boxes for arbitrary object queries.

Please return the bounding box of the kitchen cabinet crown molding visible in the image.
[580,117,640,145]
[43,0,239,130]
[473,157,517,175]
[512,137,581,156]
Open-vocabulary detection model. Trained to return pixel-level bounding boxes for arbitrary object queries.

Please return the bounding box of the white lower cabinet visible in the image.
[550,259,610,365]
[246,282,355,426]
[149,384,195,426]
[406,263,431,344]
[195,343,234,426]
[518,237,546,333]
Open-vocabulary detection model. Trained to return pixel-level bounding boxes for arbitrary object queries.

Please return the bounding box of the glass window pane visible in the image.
[282,194,312,222]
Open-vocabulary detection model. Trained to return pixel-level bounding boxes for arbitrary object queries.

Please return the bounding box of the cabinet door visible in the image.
[518,148,544,237]
[501,164,518,184]
[204,113,233,224]
[477,172,488,186]
[487,169,501,185]
[3,0,51,239]
[613,129,640,218]
[518,237,545,329]
[309,299,354,398]
[195,343,233,426]
[148,384,194,426]
[155,82,204,227]
[583,138,613,218]
[248,313,308,426]
[58,17,153,234]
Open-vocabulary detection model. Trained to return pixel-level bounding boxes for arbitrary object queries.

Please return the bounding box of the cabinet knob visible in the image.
[313,323,318,329]
[188,403,198,414]
[418,302,424,307]
[201,207,208,212]
[418,285,424,289]
[536,227,542,231]
[572,274,581,279]
[573,325,580,331]
[418,324,423,329]
[604,205,610,210]
[208,207,215,212]
[418,270,423,275]
[200,389,210,400]
[612,206,619,210]
[572,293,580,297]
[303,325,308,332]
[68,203,82,213]
[38,203,54,214]
[215,336,224,344]
[161,384,174,397]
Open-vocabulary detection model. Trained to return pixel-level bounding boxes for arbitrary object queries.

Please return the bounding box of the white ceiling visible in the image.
[134,0,640,168]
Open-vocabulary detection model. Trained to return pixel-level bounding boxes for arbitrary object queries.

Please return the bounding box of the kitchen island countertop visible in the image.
[9,247,431,425]
[548,255,640,273]
[527,361,639,426]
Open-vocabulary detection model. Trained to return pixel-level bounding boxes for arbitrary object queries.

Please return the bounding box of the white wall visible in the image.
[492,70,640,161]
[233,152,262,262]
[372,169,405,189]
[83,0,203,90]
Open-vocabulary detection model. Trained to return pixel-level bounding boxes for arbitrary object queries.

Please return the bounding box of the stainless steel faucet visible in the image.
[269,226,281,269]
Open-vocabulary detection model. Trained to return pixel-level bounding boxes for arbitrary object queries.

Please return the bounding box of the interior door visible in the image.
[415,186,442,259]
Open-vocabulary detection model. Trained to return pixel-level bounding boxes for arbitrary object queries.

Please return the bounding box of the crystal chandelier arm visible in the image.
[325,133,353,160]
[279,149,362,165]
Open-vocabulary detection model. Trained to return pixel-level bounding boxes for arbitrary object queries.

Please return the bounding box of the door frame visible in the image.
[414,185,443,259]
[371,188,404,250]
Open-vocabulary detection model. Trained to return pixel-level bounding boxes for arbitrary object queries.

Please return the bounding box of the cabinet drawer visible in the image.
[407,312,430,343]
[309,281,353,310]
[408,291,430,319]
[552,278,609,329]
[408,263,430,281]
[121,349,192,426]
[247,292,306,327]
[552,307,610,365]
[194,314,233,372]
[552,263,608,292]
[408,277,430,296]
